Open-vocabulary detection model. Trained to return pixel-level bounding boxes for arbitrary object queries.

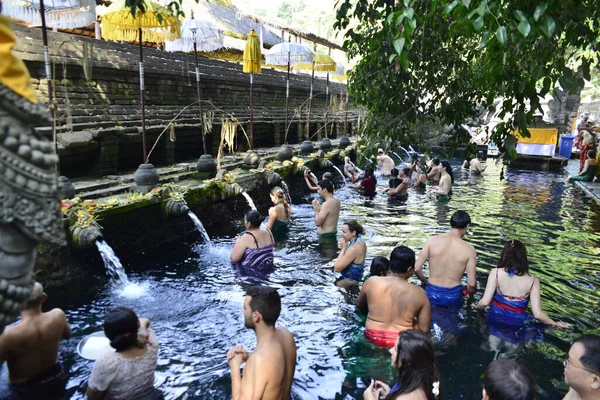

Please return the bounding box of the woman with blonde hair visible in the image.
[267,186,291,239]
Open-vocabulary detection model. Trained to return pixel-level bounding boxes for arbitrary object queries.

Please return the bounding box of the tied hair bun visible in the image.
[246,210,265,227]
[109,331,137,351]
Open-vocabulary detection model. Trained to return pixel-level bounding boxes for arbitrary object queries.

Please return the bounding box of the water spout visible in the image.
[398,146,412,161]
[392,152,404,164]
[95,240,130,286]
[409,145,416,153]
[188,211,212,244]
[281,180,293,205]
[241,192,258,211]
[331,165,347,187]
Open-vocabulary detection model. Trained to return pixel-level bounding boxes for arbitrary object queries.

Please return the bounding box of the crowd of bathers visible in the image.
[1,150,598,400]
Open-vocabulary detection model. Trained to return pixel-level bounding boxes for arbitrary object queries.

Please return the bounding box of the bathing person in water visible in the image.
[562,335,600,400]
[367,256,390,278]
[343,156,361,183]
[334,220,367,287]
[312,179,340,240]
[363,330,441,400]
[231,210,275,268]
[227,286,297,400]
[412,161,428,189]
[87,307,161,400]
[377,148,395,175]
[350,165,377,197]
[304,169,334,192]
[267,186,291,237]
[415,210,477,307]
[0,282,71,400]
[427,158,442,181]
[357,246,431,348]
[482,360,536,400]
[384,167,409,198]
[469,153,487,175]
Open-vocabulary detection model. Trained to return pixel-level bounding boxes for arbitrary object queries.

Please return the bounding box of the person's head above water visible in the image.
[389,246,415,276]
[587,149,597,159]
[390,330,441,400]
[390,168,399,177]
[450,210,471,231]
[432,158,440,166]
[482,360,535,400]
[342,220,365,241]
[104,307,140,351]
[401,167,410,177]
[369,256,390,277]
[24,281,46,310]
[270,186,286,203]
[245,210,265,229]
[497,240,529,276]
[364,165,375,177]
[317,179,334,195]
[243,286,281,329]
[564,335,600,397]
[378,148,384,155]
[440,160,454,183]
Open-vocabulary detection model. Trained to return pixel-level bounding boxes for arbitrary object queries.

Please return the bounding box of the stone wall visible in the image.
[12,24,358,177]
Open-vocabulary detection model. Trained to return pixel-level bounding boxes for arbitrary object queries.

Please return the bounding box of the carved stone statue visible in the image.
[0,15,65,333]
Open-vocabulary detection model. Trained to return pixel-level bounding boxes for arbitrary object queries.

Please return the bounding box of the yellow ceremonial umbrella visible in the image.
[295,52,336,139]
[100,0,180,164]
[242,29,262,150]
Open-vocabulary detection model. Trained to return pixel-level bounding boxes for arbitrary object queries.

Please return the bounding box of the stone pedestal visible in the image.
[132,163,160,193]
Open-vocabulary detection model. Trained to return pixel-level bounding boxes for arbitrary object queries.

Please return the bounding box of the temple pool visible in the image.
[9,160,600,399]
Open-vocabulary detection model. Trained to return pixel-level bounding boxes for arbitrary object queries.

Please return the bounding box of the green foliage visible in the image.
[335,0,600,157]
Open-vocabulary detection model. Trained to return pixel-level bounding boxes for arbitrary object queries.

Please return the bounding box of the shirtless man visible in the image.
[469,153,487,174]
[437,160,454,198]
[0,282,71,399]
[377,149,395,175]
[562,335,600,400]
[427,158,442,181]
[415,210,477,308]
[312,179,340,240]
[227,286,297,400]
[356,246,431,348]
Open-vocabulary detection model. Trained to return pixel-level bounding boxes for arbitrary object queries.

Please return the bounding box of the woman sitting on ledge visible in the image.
[566,149,597,183]
[231,210,275,269]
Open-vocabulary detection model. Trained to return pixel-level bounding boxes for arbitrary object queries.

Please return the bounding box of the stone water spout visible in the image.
[70,224,104,250]
[161,187,190,217]
[267,172,283,186]
[0,34,66,332]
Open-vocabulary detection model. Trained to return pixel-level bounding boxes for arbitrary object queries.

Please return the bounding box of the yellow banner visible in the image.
[0,16,37,103]
[515,128,558,145]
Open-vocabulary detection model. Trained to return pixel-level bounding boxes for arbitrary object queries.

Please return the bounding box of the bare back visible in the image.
[438,174,452,195]
[470,158,486,172]
[247,328,296,400]
[1,309,70,382]
[317,197,340,234]
[424,234,476,288]
[359,277,431,333]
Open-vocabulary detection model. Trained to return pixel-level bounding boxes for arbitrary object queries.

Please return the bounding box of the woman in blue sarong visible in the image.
[476,240,570,347]
[231,211,275,276]
[333,220,367,288]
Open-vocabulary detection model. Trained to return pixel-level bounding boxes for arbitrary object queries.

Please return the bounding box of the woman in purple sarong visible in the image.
[230,210,275,271]
[476,240,570,348]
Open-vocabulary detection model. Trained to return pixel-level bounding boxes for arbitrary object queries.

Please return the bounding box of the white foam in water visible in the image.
[118,282,149,299]
[241,191,257,211]
[187,211,212,244]
[95,240,130,286]
[331,165,347,187]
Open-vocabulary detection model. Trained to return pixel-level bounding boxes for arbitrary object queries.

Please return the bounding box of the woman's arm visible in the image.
[476,269,497,309]
[266,207,277,230]
[577,160,590,176]
[529,278,557,325]
[387,181,407,195]
[230,235,248,262]
[333,243,359,272]
[304,172,318,191]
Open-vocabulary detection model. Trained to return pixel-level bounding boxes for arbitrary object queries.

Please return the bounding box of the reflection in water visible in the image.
[25,161,600,399]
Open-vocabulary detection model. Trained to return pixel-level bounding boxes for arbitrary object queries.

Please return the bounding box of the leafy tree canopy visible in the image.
[334,0,600,158]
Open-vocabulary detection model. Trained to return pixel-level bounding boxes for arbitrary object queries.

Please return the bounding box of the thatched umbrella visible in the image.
[265,42,313,143]
[242,28,261,150]
[295,52,336,139]
[100,0,180,166]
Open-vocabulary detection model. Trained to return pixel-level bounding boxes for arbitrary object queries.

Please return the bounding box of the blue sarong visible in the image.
[425,283,466,308]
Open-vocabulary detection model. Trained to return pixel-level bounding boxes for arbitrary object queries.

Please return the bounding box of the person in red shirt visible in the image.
[350,165,377,197]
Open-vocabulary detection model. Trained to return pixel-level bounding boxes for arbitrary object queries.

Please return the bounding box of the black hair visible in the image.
[365,165,375,177]
[450,210,471,229]
[440,160,454,183]
[387,330,442,400]
[411,153,419,160]
[497,240,529,276]
[318,179,334,194]
[432,158,440,166]
[343,220,365,236]
[389,246,415,274]
[104,307,139,352]
[482,360,535,400]
[574,334,600,375]
[245,286,281,326]
[588,149,597,159]
[246,210,265,228]
[401,167,411,177]
[391,168,399,177]
[369,256,390,277]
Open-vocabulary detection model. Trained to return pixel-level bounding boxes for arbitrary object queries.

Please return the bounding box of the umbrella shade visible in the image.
[242,29,262,74]
[295,52,336,72]
[3,0,96,29]
[331,63,348,81]
[100,0,180,43]
[164,18,223,53]
[265,42,313,66]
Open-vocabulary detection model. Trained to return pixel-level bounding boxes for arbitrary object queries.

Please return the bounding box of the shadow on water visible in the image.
[20,160,600,399]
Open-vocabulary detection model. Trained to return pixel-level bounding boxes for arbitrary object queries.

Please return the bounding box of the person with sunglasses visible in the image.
[563,335,600,400]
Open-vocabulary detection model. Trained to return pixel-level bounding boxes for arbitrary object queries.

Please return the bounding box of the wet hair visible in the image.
[440,160,454,183]
[390,168,399,177]
[245,286,281,326]
[369,256,390,276]
[587,149,597,159]
[323,172,334,180]
[245,210,265,228]
[387,330,441,400]
[573,334,600,375]
[270,186,291,219]
[24,282,44,309]
[318,179,334,194]
[343,220,365,236]
[364,165,375,177]
[389,246,415,274]
[483,360,535,400]
[432,158,440,166]
[401,167,411,177]
[450,210,471,229]
[104,307,139,352]
[497,240,529,276]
